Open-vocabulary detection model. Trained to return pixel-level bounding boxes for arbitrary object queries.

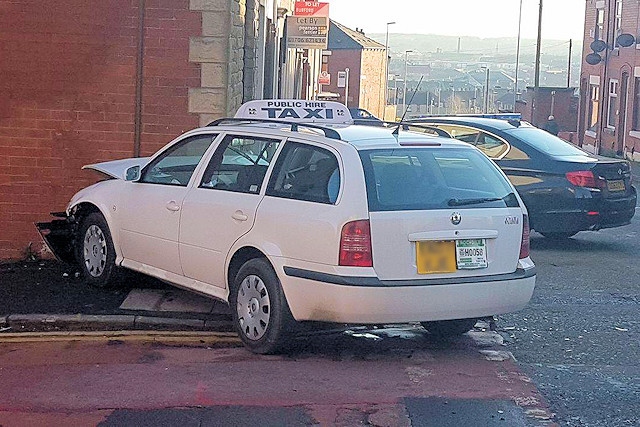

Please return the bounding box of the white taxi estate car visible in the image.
[37,100,536,354]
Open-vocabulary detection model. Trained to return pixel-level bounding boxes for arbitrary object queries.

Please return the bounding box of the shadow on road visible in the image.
[529,234,628,253]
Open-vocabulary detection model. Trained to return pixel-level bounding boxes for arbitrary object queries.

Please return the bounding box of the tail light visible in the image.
[339,220,373,267]
[565,170,605,189]
[519,214,530,259]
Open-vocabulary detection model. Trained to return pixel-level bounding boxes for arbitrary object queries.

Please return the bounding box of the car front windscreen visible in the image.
[506,127,588,157]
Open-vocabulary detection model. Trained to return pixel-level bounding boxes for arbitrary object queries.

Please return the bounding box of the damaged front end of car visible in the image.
[35,211,78,264]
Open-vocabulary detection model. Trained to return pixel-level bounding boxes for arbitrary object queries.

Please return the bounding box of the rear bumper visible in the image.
[279,266,536,324]
[531,186,636,233]
[35,214,76,264]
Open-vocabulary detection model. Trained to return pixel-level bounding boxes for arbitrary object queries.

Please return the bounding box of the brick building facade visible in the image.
[579,0,640,160]
[321,21,386,118]
[0,0,291,259]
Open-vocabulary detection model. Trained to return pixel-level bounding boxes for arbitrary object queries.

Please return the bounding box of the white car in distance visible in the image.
[37,99,536,354]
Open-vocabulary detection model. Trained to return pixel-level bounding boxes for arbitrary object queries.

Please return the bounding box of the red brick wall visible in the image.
[0,0,201,259]
[323,50,362,108]
[580,0,640,158]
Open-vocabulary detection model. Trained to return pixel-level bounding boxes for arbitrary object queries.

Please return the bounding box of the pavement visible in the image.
[0,260,234,334]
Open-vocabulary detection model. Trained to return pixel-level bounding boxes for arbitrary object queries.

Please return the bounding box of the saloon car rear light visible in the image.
[565,170,605,189]
[339,220,373,267]
[519,214,530,259]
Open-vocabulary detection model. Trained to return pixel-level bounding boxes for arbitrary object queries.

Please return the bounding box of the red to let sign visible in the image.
[319,71,330,85]
[294,1,330,17]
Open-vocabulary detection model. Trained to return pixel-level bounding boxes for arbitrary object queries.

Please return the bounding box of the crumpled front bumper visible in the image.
[35,212,77,264]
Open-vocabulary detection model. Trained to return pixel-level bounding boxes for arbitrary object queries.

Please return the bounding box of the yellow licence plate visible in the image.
[607,180,625,192]
[416,240,457,274]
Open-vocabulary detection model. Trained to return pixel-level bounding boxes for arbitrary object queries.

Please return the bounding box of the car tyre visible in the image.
[77,212,120,288]
[230,258,295,354]
[421,319,476,338]
[540,231,578,239]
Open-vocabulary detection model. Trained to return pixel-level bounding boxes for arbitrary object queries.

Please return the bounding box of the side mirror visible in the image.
[125,165,141,181]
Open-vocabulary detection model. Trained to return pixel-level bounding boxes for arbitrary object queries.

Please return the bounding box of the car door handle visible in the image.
[232,210,248,221]
[166,201,181,212]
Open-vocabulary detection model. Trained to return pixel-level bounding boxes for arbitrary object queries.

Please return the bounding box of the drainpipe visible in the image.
[133,0,146,157]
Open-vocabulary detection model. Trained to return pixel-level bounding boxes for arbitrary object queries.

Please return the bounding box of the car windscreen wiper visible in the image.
[447,197,504,206]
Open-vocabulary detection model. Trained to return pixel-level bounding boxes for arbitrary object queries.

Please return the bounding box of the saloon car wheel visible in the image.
[77,212,118,288]
[230,258,294,354]
[421,319,477,338]
[539,231,578,239]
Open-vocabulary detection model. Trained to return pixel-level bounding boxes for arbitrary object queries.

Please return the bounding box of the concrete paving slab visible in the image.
[119,289,166,311]
[120,289,216,314]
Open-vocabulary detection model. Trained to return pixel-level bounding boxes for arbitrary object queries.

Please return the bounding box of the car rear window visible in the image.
[506,127,588,157]
[360,147,518,211]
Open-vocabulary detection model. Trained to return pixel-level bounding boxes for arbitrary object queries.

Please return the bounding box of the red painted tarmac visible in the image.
[0,330,554,426]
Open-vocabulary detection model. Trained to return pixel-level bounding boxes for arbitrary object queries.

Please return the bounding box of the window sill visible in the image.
[585,130,597,138]
[628,131,640,139]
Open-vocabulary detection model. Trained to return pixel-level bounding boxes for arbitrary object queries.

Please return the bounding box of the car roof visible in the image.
[412,116,534,132]
[194,121,471,151]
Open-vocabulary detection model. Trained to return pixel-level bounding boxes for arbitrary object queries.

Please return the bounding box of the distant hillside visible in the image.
[368,33,582,59]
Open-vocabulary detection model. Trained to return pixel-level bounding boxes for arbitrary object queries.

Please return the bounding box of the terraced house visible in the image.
[580,0,640,161]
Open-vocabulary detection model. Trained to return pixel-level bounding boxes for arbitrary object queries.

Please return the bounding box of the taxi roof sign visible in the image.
[235,99,353,125]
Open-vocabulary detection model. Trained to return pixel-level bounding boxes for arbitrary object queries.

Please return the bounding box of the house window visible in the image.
[607,79,618,128]
[632,78,640,130]
[614,0,623,46]
[588,84,600,131]
[595,8,605,41]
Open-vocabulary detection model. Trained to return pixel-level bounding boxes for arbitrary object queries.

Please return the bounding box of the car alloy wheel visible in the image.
[77,211,120,288]
[83,224,107,278]
[231,258,295,354]
[236,274,271,341]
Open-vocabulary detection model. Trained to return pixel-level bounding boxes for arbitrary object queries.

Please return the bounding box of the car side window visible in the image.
[435,125,508,159]
[139,134,217,186]
[199,134,281,194]
[502,145,530,160]
[266,142,340,204]
[475,132,509,158]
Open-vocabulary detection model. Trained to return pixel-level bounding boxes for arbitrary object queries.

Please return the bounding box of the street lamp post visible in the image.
[382,21,396,121]
[402,50,413,117]
[514,0,523,112]
[533,0,543,126]
[482,66,490,113]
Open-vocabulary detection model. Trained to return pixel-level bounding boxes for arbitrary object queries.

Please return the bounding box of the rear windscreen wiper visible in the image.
[447,197,503,206]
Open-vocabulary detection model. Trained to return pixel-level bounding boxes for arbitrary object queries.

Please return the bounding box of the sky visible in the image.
[324,0,586,40]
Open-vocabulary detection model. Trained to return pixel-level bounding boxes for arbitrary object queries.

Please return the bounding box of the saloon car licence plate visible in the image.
[607,180,625,192]
[416,239,487,274]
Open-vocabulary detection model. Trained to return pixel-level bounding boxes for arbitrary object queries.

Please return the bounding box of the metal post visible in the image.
[382,21,395,120]
[484,67,490,113]
[533,0,543,126]
[514,0,523,112]
[567,39,572,88]
[345,67,350,107]
[402,50,412,116]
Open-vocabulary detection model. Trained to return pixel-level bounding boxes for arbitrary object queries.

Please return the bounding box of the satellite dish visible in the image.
[590,39,607,53]
[585,52,602,65]
[616,33,636,48]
